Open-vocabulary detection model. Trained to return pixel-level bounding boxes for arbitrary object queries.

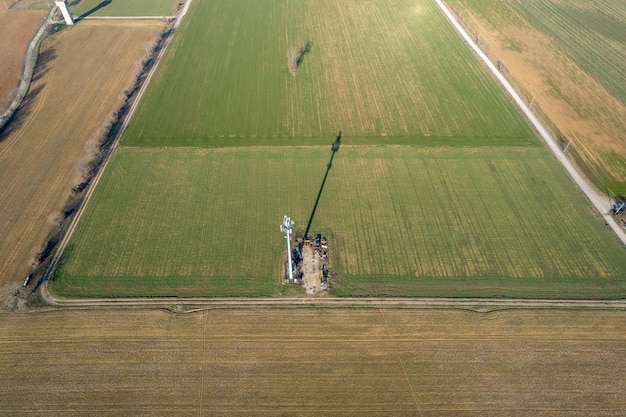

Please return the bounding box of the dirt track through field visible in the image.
[40,281,626,309]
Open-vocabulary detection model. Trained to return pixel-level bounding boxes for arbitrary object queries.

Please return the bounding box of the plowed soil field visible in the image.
[0,21,162,284]
[0,5,44,111]
[1,308,625,416]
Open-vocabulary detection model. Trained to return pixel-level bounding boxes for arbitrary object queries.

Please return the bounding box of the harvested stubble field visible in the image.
[69,0,179,18]
[50,146,626,299]
[447,0,626,193]
[0,21,162,284]
[1,308,625,416]
[123,0,535,147]
[0,5,44,111]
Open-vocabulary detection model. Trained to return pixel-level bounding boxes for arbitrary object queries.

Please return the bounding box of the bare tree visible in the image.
[0,282,21,311]
[287,46,301,76]
[287,41,312,76]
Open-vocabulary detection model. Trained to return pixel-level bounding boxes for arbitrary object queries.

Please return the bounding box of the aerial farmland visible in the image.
[1,0,625,414]
[447,0,626,194]
[48,0,626,298]
[0,10,162,286]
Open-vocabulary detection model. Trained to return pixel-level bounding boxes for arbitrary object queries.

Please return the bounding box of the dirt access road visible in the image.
[40,281,626,310]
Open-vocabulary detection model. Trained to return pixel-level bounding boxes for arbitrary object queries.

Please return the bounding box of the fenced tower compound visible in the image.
[55,0,74,25]
[280,215,294,281]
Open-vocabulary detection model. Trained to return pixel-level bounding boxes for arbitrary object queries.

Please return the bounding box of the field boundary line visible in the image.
[40,0,195,286]
[435,0,626,246]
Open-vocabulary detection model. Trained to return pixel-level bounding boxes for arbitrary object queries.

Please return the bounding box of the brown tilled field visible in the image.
[0,21,162,285]
[0,308,624,416]
[0,5,44,111]
[448,0,626,191]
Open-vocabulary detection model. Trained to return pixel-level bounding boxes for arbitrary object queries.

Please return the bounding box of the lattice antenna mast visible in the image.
[280,215,294,281]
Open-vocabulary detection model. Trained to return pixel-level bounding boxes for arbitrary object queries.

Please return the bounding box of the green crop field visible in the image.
[50,146,626,299]
[70,0,179,18]
[123,0,535,147]
[49,0,626,299]
[509,0,626,104]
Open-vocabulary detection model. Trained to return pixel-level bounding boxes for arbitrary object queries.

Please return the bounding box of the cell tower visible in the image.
[280,215,294,281]
[55,0,74,25]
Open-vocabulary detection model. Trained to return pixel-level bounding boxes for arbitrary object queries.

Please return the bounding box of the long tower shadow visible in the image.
[303,131,341,239]
[75,0,112,21]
